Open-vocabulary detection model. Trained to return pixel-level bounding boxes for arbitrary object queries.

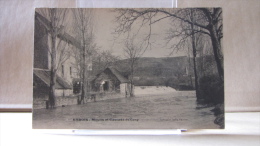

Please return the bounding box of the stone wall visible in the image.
[33,92,127,109]
[33,96,78,109]
[55,89,73,97]
[86,92,126,102]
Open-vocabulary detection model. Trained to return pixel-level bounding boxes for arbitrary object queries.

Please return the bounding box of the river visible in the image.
[33,90,219,129]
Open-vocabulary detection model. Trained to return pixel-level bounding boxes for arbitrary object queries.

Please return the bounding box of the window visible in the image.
[70,67,72,76]
[62,65,64,76]
[73,81,81,94]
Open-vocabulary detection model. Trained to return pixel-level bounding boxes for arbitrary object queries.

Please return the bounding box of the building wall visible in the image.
[34,19,49,69]
[55,89,73,97]
[35,17,79,86]
[33,96,78,109]
[120,83,129,94]
[33,87,72,99]
[94,71,120,92]
[47,33,79,86]
[34,16,81,99]
[33,86,49,99]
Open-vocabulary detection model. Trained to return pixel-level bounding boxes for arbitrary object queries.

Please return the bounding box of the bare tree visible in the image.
[72,9,95,104]
[56,39,72,70]
[114,8,223,82]
[92,50,120,74]
[123,35,143,97]
[188,9,204,98]
[161,9,206,97]
[37,8,68,108]
[71,43,82,78]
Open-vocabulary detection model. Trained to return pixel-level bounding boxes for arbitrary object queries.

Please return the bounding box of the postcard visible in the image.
[33,8,224,129]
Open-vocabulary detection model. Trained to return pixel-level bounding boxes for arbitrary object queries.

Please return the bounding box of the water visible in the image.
[33,91,219,129]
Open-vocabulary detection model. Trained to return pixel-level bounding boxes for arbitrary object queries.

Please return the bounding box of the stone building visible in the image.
[92,67,130,95]
[33,12,81,99]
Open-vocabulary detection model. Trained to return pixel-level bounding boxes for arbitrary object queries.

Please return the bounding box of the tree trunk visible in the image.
[191,32,200,99]
[80,82,85,104]
[192,49,199,99]
[80,48,86,104]
[187,48,193,87]
[190,10,200,99]
[129,60,134,97]
[130,81,134,97]
[208,24,224,82]
[49,35,57,108]
[80,33,87,104]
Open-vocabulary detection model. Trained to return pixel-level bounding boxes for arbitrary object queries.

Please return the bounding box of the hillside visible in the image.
[114,56,193,78]
[111,56,194,89]
[91,55,217,89]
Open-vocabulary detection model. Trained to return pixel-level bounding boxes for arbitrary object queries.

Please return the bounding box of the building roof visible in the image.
[34,69,72,89]
[35,12,81,49]
[94,67,129,83]
[104,67,129,83]
[57,32,81,49]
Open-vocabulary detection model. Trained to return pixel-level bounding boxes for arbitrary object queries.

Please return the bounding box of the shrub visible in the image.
[198,74,224,104]
[178,84,194,90]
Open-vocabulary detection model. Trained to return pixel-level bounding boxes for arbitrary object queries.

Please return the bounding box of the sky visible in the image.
[37,8,188,58]
[92,9,187,58]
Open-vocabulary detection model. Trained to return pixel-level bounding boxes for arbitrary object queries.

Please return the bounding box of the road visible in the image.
[33,91,219,129]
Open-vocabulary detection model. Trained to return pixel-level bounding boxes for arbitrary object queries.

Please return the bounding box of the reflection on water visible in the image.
[33,91,219,129]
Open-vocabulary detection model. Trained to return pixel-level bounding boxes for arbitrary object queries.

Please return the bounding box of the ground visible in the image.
[33,86,219,129]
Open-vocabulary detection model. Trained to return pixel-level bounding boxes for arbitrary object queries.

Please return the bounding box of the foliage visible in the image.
[212,104,225,128]
[198,74,224,104]
[92,50,120,75]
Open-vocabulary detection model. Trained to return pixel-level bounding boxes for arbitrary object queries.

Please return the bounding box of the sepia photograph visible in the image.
[32,8,224,129]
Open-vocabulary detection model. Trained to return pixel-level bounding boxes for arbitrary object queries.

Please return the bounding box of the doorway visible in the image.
[103,81,109,91]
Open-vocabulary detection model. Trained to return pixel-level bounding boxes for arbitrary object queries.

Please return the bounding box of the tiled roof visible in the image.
[34,69,72,89]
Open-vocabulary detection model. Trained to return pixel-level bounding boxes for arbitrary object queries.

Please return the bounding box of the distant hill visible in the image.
[109,56,194,89]
[114,56,194,78]
[92,55,217,89]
